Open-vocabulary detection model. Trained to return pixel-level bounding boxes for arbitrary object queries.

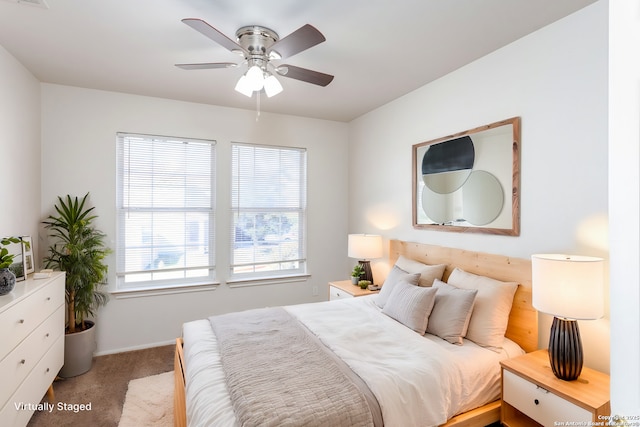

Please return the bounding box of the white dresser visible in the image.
[0,272,65,427]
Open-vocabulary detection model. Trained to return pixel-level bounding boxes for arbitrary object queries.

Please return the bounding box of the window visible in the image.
[116,133,216,290]
[230,143,307,280]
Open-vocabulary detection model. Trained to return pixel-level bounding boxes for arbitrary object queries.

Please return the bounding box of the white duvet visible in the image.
[183,295,523,427]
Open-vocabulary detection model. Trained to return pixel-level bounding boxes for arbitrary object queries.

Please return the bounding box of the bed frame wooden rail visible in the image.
[174,338,186,427]
[174,240,538,427]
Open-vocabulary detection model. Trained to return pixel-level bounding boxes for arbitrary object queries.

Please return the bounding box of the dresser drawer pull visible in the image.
[46,368,50,373]
[534,399,539,405]
[45,333,50,338]
[536,385,549,393]
[46,297,51,301]
[18,319,25,324]
[20,359,26,365]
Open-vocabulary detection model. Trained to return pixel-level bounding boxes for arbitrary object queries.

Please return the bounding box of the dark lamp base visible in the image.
[548,317,583,381]
[358,260,374,285]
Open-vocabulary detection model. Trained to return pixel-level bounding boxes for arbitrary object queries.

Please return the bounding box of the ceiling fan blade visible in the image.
[269,24,326,59]
[175,62,237,70]
[276,65,334,87]
[182,18,246,54]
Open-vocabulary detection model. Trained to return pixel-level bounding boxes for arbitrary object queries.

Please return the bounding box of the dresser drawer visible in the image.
[0,306,64,408]
[503,369,592,425]
[329,285,353,300]
[0,276,65,356]
[0,334,64,427]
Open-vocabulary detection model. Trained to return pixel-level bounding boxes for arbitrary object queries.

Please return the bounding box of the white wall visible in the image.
[609,0,640,417]
[0,45,41,241]
[348,2,610,372]
[40,85,350,354]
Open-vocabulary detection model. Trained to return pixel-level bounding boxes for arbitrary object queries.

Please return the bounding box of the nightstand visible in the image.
[328,280,379,301]
[500,350,610,427]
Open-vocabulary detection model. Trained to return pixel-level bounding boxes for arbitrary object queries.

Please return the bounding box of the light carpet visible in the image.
[118,370,174,427]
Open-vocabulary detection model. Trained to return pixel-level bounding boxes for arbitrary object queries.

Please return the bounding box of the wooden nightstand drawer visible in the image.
[329,285,353,300]
[503,370,591,425]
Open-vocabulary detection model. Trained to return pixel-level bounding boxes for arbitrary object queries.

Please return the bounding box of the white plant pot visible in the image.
[59,321,96,378]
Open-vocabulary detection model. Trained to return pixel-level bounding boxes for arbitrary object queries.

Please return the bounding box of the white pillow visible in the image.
[382,280,437,335]
[376,265,420,308]
[426,279,478,345]
[447,268,518,349]
[395,255,446,287]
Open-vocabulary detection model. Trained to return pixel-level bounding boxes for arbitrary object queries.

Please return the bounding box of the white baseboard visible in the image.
[94,339,176,356]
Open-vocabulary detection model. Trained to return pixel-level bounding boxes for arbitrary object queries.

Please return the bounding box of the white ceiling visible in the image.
[0,0,597,122]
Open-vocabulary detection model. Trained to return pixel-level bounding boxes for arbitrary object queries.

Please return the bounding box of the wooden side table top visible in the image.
[329,279,379,297]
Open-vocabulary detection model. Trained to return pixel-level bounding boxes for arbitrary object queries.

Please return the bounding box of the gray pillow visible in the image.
[395,255,446,287]
[426,279,478,345]
[376,265,420,308]
[382,280,437,335]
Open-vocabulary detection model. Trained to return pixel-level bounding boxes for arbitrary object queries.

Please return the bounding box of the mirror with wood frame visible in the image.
[412,117,520,236]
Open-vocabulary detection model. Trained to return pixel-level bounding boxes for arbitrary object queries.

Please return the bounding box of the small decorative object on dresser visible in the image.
[500,350,610,427]
[0,236,27,295]
[21,235,35,275]
[329,279,379,300]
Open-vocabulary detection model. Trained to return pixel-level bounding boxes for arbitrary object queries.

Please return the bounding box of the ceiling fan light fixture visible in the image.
[179,20,334,99]
[264,74,283,97]
[234,75,254,97]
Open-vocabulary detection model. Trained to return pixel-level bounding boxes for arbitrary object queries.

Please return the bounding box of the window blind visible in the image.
[230,143,307,279]
[116,133,216,289]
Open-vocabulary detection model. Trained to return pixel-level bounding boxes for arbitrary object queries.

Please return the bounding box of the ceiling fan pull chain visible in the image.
[256,90,261,121]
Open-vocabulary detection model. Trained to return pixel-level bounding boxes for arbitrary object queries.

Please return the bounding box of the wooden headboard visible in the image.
[389,240,538,353]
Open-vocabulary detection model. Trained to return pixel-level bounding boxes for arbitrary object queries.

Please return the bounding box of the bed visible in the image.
[174,240,538,427]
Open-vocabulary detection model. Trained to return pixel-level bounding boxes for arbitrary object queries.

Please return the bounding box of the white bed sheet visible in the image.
[183,295,524,427]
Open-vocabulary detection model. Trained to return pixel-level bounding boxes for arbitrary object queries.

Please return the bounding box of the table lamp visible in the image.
[348,234,383,284]
[531,254,604,381]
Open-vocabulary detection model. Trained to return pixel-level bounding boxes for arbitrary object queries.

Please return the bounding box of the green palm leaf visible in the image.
[43,193,111,333]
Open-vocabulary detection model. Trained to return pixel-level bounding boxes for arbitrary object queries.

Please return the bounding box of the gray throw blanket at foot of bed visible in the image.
[209,307,383,427]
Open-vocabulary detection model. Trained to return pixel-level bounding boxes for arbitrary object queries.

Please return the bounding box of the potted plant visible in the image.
[358,279,372,290]
[351,264,365,285]
[0,236,26,295]
[42,193,111,377]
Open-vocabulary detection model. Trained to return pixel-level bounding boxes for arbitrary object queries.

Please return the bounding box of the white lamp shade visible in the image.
[263,74,283,97]
[348,234,383,260]
[246,65,264,91]
[531,254,604,320]
[234,75,254,97]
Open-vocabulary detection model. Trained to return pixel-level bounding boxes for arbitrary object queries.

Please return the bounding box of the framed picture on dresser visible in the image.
[6,240,25,281]
[21,235,34,275]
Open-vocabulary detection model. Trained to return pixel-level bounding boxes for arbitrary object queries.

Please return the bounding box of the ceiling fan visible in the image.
[176,19,334,98]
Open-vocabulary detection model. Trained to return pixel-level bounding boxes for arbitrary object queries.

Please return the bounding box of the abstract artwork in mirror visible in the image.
[412,117,520,236]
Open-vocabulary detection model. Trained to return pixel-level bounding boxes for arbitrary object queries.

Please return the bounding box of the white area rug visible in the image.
[118,371,174,427]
